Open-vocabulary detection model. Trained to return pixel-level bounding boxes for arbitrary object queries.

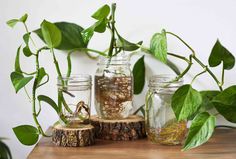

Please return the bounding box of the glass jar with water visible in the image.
[57,74,92,127]
[95,55,133,119]
[145,75,187,145]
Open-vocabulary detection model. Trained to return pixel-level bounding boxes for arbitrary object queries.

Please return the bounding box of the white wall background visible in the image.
[1,0,236,158]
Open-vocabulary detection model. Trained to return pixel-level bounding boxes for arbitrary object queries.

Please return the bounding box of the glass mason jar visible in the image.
[145,75,187,145]
[57,74,92,127]
[95,55,133,119]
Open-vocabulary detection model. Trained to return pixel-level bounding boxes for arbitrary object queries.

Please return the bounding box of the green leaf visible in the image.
[150,29,167,63]
[35,22,85,50]
[19,13,28,23]
[40,20,62,48]
[37,95,59,113]
[23,46,33,57]
[92,4,110,20]
[171,84,202,121]
[117,34,142,51]
[133,55,145,94]
[82,26,95,45]
[36,67,47,87]
[22,33,33,57]
[208,39,235,70]
[199,91,220,111]
[6,19,19,28]
[212,85,236,123]
[6,13,28,28]
[183,112,216,151]
[13,125,39,146]
[189,90,220,120]
[23,32,30,44]
[82,19,108,45]
[15,46,22,73]
[10,72,33,93]
[0,140,12,159]
[94,19,108,33]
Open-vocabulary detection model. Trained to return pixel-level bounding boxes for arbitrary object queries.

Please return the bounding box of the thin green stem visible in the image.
[166,31,223,91]
[23,87,31,101]
[23,22,37,49]
[22,71,37,75]
[108,3,116,57]
[191,70,207,84]
[51,48,63,82]
[173,55,193,82]
[66,51,72,78]
[192,56,223,91]
[167,52,190,63]
[166,31,195,56]
[32,49,49,137]
[221,64,225,86]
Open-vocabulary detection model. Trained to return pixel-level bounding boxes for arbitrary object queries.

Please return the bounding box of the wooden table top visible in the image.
[28,128,236,159]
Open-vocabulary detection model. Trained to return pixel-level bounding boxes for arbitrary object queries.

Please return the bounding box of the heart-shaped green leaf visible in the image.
[36,67,47,87]
[23,46,33,57]
[15,46,22,73]
[133,55,145,94]
[38,95,59,113]
[82,19,108,45]
[13,125,39,146]
[208,40,235,70]
[19,13,28,23]
[10,72,33,93]
[35,22,85,50]
[150,29,167,63]
[212,85,236,123]
[23,32,30,44]
[40,20,62,48]
[92,4,110,20]
[94,19,108,33]
[6,19,19,28]
[171,84,202,121]
[117,34,142,51]
[199,91,220,111]
[183,112,216,151]
[6,13,28,28]
[189,90,220,120]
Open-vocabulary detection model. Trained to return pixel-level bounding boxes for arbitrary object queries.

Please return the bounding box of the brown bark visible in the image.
[91,115,146,141]
[52,124,95,147]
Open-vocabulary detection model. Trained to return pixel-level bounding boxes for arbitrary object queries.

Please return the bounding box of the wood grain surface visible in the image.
[28,128,236,159]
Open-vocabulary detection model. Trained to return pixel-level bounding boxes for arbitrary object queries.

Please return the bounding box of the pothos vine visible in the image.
[7,3,236,151]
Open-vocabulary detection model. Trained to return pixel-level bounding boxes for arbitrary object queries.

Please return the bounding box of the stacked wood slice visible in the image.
[52,123,95,147]
[91,115,146,141]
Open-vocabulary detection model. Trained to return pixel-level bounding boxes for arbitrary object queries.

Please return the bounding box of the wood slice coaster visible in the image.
[91,115,146,141]
[52,123,95,147]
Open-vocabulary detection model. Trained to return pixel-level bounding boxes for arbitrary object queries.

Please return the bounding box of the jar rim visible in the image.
[148,74,183,88]
[58,74,92,81]
[97,55,130,65]
[57,74,92,86]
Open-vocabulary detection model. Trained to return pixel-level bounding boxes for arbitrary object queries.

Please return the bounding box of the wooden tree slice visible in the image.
[52,124,95,147]
[91,115,146,141]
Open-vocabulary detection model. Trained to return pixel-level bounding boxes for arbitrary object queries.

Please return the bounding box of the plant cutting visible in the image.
[138,29,236,151]
[7,3,180,146]
[7,2,235,151]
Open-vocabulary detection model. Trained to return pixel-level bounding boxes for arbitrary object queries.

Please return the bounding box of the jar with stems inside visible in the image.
[145,75,187,145]
[57,74,92,127]
[95,55,133,119]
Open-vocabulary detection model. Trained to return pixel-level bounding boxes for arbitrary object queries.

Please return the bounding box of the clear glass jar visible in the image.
[95,55,133,119]
[57,74,92,127]
[145,75,187,145]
